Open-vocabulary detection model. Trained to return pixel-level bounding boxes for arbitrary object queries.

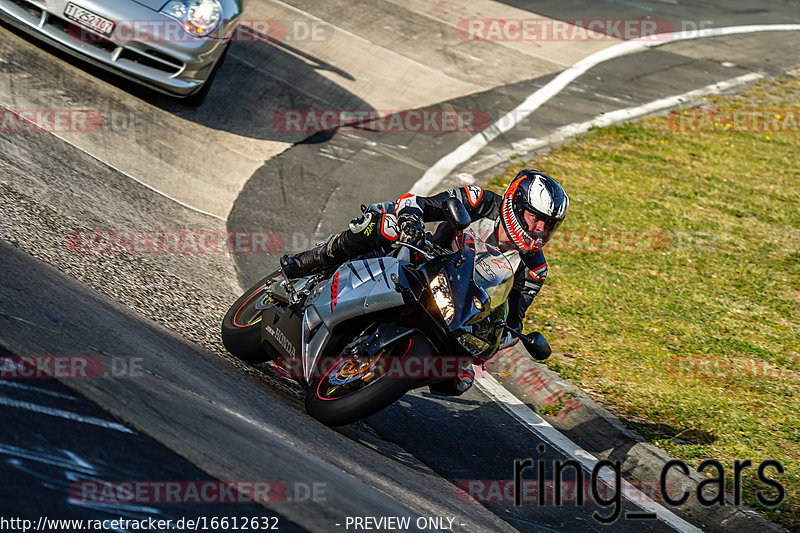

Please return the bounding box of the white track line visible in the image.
[0,395,134,433]
[267,0,465,78]
[1,110,229,222]
[49,133,229,222]
[477,376,702,532]
[0,380,78,400]
[1,104,227,221]
[463,72,764,174]
[410,24,800,195]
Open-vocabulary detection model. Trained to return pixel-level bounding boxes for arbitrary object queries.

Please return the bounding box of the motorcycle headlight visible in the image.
[429,272,455,325]
[161,0,222,37]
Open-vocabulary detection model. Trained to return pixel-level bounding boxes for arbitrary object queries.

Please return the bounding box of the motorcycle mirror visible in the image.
[521,332,551,361]
[444,197,471,231]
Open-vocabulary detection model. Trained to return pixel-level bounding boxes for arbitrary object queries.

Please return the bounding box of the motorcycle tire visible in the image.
[221,273,277,362]
[305,333,434,426]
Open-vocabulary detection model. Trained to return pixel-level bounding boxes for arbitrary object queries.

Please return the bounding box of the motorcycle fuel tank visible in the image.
[301,256,405,380]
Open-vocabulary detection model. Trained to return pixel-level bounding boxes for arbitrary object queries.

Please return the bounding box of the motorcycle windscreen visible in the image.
[471,250,515,312]
[453,235,514,359]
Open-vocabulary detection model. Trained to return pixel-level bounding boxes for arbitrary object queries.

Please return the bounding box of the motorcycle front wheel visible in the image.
[305,333,435,426]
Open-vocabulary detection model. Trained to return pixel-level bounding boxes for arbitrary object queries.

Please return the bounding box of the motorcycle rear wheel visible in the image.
[221,273,280,362]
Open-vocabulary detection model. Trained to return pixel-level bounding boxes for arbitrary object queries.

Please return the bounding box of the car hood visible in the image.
[131,0,168,11]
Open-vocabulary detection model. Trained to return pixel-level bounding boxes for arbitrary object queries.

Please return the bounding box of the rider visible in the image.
[280,169,569,394]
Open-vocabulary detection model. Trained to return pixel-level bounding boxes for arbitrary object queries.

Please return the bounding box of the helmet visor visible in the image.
[520,209,561,245]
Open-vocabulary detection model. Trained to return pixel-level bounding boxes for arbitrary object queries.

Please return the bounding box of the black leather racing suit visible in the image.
[286,185,549,395]
[393,185,548,336]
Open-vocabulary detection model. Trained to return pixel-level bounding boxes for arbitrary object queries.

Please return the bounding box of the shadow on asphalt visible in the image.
[0,20,373,143]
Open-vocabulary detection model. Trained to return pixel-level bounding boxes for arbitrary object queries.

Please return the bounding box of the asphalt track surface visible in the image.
[1,0,799,532]
[0,348,296,531]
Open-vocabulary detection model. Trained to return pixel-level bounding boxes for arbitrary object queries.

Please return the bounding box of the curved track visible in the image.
[2,0,799,531]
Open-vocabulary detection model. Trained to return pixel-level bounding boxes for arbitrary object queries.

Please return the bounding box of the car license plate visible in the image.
[63,3,115,38]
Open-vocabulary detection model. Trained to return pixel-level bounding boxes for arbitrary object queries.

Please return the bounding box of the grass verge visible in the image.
[487,76,800,530]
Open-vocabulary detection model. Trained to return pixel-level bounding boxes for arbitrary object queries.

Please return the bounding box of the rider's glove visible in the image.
[498,331,519,351]
[398,212,425,246]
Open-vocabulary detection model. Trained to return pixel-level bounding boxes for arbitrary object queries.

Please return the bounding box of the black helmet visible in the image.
[500,169,569,252]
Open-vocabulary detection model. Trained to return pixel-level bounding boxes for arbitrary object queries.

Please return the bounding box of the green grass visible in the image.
[488,77,800,530]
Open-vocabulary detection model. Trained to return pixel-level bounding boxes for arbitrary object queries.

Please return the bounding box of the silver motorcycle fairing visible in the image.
[284,220,520,383]
[300,253,406,383]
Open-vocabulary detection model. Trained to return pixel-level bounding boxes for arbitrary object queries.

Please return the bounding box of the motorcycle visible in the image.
[221,198,550,426]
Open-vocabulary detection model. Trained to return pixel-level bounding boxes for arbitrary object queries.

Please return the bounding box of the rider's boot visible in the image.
[280,232,352,279]
[454,363,475,393]
[428,362,475,396]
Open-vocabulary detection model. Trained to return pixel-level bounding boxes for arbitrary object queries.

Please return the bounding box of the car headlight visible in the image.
[161,0,222,37]
[429,272,455,325]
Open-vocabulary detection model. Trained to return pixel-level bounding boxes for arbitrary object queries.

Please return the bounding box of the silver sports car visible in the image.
[0,0,241,105]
